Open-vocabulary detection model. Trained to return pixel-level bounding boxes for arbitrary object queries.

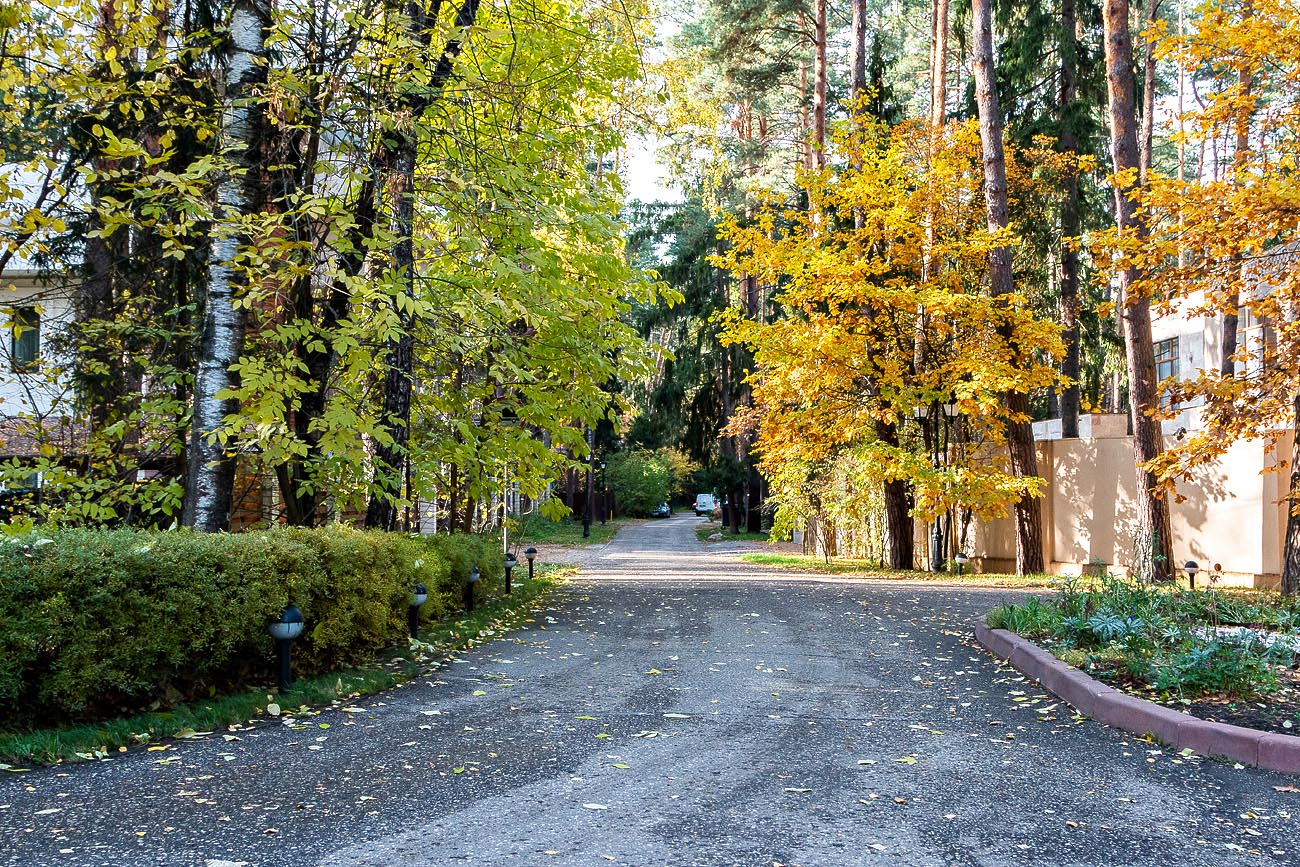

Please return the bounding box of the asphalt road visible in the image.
[2,515,1297,867]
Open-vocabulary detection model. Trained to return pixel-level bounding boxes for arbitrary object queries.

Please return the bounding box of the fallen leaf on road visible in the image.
[582,803,608,810]
[472,690,487,697]
[895,756,918,764]
[1274,786,1300,793]
[612,763,631,770]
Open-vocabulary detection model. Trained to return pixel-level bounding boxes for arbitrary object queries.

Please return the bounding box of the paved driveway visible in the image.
[1,515,1296,866]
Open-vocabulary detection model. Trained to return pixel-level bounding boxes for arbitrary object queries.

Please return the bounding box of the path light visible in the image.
[954,552,969,576]
[525,546,538,581]
[465,566,480,614]
[1185,560,1199,590]
[504,553,518,595]
[268,605,305,694]
[409,582,428,639]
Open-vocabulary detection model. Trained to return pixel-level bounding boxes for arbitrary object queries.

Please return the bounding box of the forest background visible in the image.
[0,0,1297,592]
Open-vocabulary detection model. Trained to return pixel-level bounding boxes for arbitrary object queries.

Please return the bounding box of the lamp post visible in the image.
[599,460,607,525]
[582,428,594,539]
[465,566,480,613]
[1184,560,1199,590]
[409,583,428,639]
[268,605,305,694]
[954,552,969,576]
[504,553,517,594]
[524,546,537,580]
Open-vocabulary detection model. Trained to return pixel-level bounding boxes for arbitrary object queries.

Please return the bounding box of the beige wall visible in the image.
[971,432,1293,588]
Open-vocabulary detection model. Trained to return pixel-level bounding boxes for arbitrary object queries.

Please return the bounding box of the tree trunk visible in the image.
[850,0,866,103]
[1103,0,1173,582]
[366,0,479,529]
[1059,0,1082,439]
[1283,394,1300,595]
[875,420,915,569]
[1220,0,1253,376]
[972,0,1045,575]
[812,0,827,169]
[1139,0,1160,182]
[181,0,270,532]
[931,0,949,130]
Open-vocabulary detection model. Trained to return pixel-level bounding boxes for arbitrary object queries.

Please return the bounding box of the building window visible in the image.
[1154,337,1179,409]
[10,307,39,372]
[1154,337,1179,382]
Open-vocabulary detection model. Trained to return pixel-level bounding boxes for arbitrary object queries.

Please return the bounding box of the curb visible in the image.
[973,621,1300,775]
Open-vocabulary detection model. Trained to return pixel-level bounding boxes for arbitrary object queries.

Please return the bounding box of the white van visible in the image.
[693,494,716,518]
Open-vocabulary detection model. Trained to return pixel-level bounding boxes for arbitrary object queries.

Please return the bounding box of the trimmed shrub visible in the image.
[0,525,502,726]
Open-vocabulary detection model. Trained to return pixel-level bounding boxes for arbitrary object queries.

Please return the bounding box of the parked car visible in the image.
[693,493,716,517]
[652,502,671,518]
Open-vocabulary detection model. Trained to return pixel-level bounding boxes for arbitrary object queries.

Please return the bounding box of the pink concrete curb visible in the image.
[974,620,1300,774]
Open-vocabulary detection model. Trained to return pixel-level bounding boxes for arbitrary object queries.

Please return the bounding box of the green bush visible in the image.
[0,525,501,726]
[607,450,672,516]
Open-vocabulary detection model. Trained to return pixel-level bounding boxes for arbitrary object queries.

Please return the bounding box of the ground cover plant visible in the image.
[987,576,1300,734]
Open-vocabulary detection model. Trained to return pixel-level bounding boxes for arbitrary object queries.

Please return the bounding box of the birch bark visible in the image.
[182,0,271,531]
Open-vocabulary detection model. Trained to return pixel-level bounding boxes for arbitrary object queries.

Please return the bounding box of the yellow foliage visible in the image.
[714,118,1064,521]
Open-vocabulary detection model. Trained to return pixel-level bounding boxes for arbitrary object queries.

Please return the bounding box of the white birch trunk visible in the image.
[182,0,269,531]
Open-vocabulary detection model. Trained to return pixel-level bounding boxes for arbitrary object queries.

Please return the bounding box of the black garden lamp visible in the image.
[1184,560,1199,591]
[504,553,518,595]
[465,566,480,613]
[409,582,428,639]
[524,546,537,580]
[954,552,969,577]
[268,605,305,694]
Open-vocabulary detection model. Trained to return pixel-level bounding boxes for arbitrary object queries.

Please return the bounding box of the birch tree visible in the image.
[182,0,272,531]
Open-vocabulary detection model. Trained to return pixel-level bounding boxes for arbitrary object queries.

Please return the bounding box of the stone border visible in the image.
[974,621,1300,774]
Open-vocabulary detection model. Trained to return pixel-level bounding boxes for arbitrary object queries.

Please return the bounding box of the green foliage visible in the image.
[606,450,673,516]
[0,525,500,725]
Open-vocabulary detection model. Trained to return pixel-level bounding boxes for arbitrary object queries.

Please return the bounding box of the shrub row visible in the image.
[0,525,503,725]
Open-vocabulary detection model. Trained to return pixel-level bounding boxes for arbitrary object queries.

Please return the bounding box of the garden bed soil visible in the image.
[1105,664,1300,737]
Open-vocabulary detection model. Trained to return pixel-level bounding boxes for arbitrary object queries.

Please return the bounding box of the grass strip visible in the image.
[739,552,1066,587]
[0,565,570,768]
[515,517,622,547]
[696,526,770,543]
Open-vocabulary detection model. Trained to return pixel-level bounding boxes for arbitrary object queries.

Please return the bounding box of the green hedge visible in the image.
[0,525,503,726]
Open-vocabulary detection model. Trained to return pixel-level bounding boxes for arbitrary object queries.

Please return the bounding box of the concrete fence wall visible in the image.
[970,431,1294,588]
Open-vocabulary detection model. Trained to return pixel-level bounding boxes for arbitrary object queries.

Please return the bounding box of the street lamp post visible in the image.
[599,461,607,525]
[524,546,538,580]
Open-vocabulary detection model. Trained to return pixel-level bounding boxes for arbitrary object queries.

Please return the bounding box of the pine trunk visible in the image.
[1059,0,1082,439]
[1103,0,1174,582]
[972,0,1045,575]
[812,0,827,168]
[181,0,269,531]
